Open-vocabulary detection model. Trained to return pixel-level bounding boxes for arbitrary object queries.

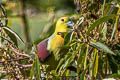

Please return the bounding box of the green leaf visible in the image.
[60,48,79,74]
[35,55,41,80]
[51,70,57,76]
[107,54,118,73]
[90,41,115,55]
[3,27,18,46]
[102,23,107,41]
[87,14,118,35]
[0,29,2,46]
[56,58,64,71]
[101,0,106,16]
[110,23,116,41]
[93,49,98,78]
[77,44,87,74]
[59,57,72,75]
[80,64,89,80]
[63,57,72,69]
[106,73,120,78]
[30,63,34,80]
[3,27,25,45]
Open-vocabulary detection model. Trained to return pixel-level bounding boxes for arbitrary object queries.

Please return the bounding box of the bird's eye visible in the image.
[61,19,64,22]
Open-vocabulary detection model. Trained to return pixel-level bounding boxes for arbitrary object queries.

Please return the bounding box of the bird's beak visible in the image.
[66,21,74,28]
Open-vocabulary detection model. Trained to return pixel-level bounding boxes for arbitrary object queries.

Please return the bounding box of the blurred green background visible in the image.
[2,0,75,49]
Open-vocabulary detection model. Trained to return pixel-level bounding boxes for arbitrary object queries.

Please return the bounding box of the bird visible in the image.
[37,17,74,70]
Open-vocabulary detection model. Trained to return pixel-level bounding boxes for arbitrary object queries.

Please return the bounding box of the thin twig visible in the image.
[0,4,8,26]
[10,45,31,58]
[16,64,33,68]
[0,36,13,44]
[0,57,30,64]
[0,64,33,74]
[0,70,6,74]
[70,17,84,42]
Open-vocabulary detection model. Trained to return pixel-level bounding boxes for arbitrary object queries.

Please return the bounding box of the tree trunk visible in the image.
[19,0,31,48]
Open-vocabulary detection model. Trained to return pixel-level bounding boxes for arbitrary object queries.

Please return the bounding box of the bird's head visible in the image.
[54,17,74,35]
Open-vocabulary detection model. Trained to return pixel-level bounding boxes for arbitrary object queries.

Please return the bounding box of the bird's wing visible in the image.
[37,39,50,62]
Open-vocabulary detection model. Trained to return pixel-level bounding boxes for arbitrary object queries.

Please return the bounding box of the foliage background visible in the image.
[0,0,120,80]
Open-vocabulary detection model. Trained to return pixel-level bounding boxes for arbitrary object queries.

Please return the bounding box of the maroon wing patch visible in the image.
[37,39,50,62]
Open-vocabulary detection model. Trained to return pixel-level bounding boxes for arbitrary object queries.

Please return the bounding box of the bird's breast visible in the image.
[47,35,64,53]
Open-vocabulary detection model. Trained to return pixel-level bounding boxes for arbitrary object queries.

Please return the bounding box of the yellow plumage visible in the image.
[47,34,64,53]
[37,16,74,69]
[47,17,69,51]
[47,17,69,60]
